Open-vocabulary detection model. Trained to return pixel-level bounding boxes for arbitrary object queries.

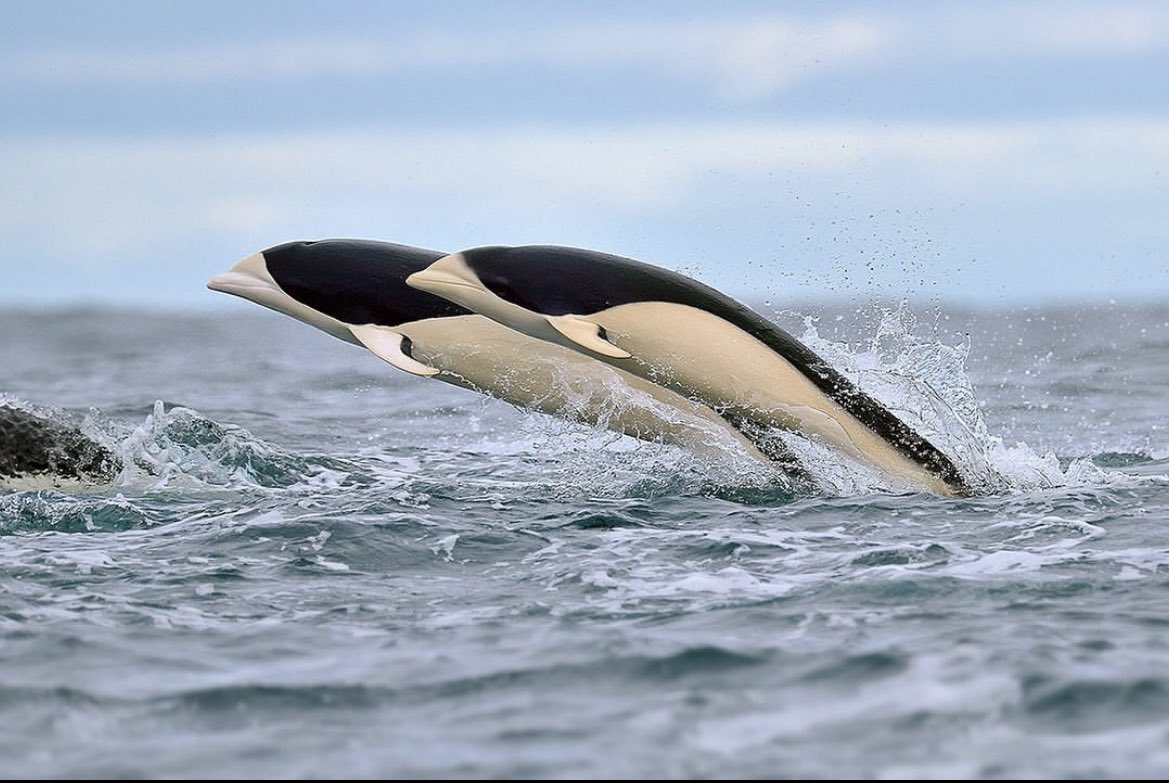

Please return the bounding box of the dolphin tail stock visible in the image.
[719,411,813,484]
[813,361,972,497]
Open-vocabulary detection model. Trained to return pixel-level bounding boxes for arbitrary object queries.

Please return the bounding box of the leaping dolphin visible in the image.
[207,239,785,465]
[405,245,970,497]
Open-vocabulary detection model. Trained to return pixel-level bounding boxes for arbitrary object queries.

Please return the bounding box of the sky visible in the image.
[1,0,1167,308]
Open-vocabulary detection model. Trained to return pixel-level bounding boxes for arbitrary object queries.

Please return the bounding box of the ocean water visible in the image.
[1,301,1167,779]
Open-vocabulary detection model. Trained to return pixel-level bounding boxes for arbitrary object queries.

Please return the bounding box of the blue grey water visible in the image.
[1,301,1167,779]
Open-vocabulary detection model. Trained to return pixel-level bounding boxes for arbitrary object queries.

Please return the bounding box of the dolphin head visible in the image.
[407,247,639,359]
[209,239,472,376]
[406,248,580,351]
[404,249,517,311]
[209,239,466,343]
[406,246,601,331]
[407,244,707,318]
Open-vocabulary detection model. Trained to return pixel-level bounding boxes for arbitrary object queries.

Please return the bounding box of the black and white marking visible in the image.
[407,245,970,496]
[208,240,774,465]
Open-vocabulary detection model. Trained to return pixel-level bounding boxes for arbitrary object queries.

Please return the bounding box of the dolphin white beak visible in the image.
[404,253,483,299]
[207,252,280,297]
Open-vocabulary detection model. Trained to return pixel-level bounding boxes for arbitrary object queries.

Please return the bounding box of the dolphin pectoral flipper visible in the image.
[348,324,440,377]
[545,315,631,359]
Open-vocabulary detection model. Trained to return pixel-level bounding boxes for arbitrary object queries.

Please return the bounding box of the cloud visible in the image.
[4,2,1167,105]
[1013,2,1169,55]
[0,14,891,98]
[540,15,893,100]
[2,116,1166,265]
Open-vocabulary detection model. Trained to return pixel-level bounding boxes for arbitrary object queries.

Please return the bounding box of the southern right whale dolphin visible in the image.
[0,404,121,488]
[208,239,779,465]
[406,245,970,497]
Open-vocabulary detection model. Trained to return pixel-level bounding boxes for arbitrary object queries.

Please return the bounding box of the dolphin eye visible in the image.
[481,272,534,310]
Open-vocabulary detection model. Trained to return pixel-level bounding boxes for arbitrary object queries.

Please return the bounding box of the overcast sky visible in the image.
[2,0,1167,308]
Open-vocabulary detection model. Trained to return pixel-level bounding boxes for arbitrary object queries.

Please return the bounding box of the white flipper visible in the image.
[545,315,631,359]
[349,324,440,377]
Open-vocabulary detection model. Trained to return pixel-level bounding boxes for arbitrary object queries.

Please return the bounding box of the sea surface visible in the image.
[1,301,1168,779]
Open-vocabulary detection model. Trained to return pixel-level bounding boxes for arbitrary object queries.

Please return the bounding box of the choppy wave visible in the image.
[4,305,1169,777]
[2,303,1162,533]
[1,396,1154,541]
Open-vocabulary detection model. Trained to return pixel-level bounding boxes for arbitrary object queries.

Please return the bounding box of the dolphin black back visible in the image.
[264,239,469,327]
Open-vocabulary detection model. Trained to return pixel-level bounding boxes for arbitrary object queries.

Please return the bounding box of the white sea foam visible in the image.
[794,303,1151,496]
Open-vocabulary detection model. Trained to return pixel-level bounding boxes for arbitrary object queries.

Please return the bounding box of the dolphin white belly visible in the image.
[207,242,772,466]
[406,246,969,497]
[563,302,957,496]
[394,314,771,464]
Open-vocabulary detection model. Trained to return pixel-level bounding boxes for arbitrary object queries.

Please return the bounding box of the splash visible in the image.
[418,402,794,505]
[792,302,1118,495]
[0,397,363,496]
[116,400,359,491]
[1,303,1147,510]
